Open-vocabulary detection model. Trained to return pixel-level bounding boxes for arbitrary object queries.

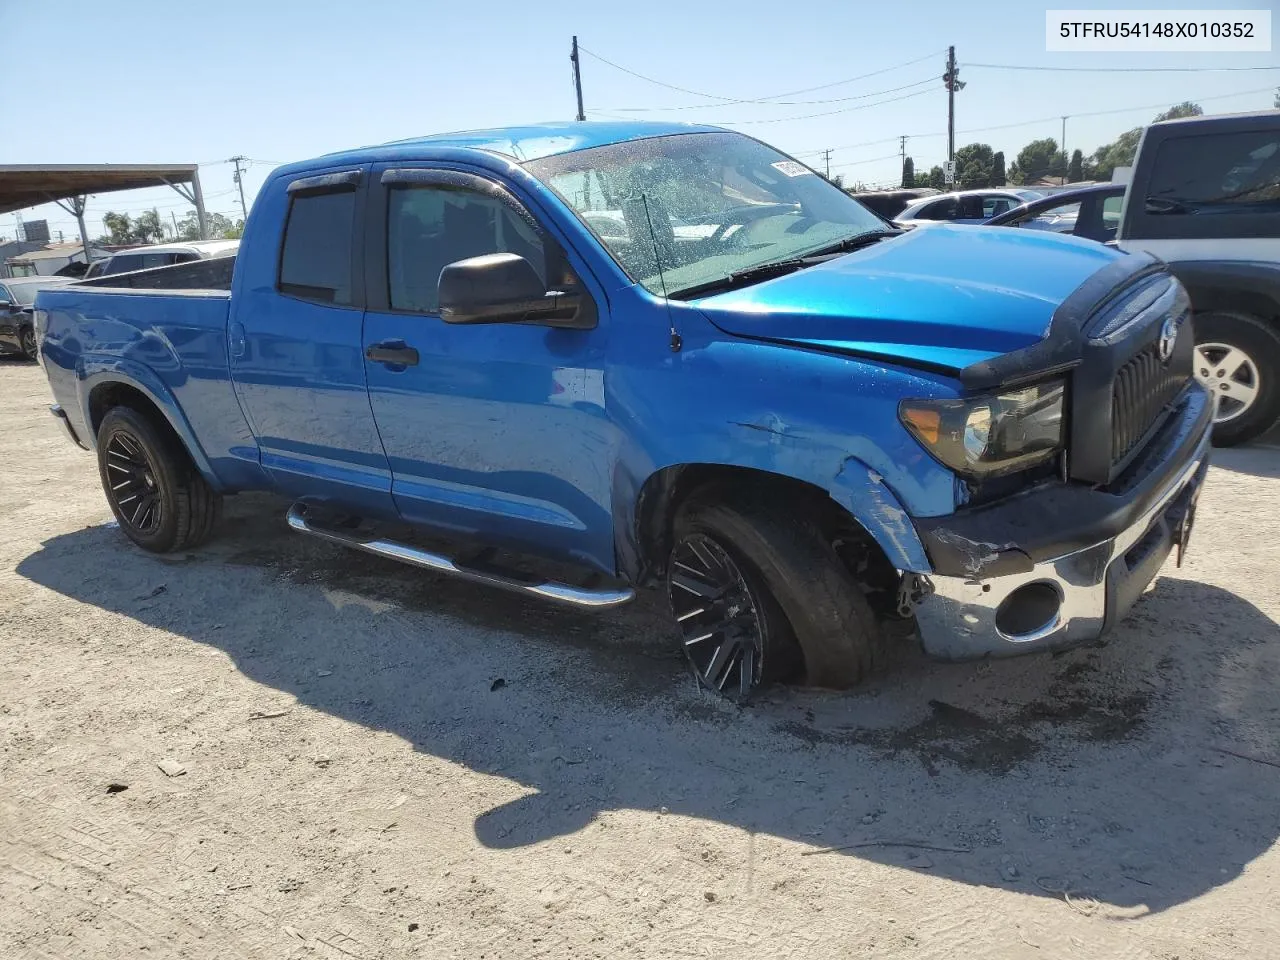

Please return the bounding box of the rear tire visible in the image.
[1193,311,1280,447]
[668,491,885,698]
[96,406,222,553]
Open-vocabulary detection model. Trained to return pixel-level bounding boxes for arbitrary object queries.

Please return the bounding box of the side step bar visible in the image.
[285,503,635,610]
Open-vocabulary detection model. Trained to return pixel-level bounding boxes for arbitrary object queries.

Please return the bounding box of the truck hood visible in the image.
[694,223,1123,373]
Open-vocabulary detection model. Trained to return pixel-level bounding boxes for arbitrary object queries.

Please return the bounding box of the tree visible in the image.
[1013,138,1062,184]
[901,156,915,189]
[927,165,944,190]
[101,212,135,245]
[174,211,240,241]
[132,210,164,244]
[829,173,845,190]
[953,143,995,188]
[1154,101,1203,122]
[990,151,1006,186]
[1087,102,1205,182]
[1275,87,1279,108]
[1068,149,1084,183]
[1090,127,1142,180]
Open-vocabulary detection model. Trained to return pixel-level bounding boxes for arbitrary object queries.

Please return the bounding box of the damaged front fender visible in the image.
[828,458,932,574]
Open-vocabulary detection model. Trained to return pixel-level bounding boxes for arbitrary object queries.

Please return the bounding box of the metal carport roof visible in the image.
[0,164,211,257]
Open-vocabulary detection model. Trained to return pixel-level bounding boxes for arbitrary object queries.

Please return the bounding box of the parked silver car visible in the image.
[894,188,1044,226]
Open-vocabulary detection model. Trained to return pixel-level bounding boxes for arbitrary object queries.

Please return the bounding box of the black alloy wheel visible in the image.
[667,533,768,699]
[95,405,222,553]
[105,431,164,537]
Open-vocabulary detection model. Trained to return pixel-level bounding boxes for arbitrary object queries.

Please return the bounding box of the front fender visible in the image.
[77,355,221,490]
[828,456,932,572]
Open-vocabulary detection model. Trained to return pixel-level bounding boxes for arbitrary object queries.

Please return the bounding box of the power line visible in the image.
[789,84,1277,157]
[579,45,946,106]
[606,76,939,111]
[968,61,1280,73]
[704,86,935,125]
[829,152,903,171]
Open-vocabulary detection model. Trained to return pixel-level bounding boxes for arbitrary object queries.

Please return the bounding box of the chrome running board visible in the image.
[285,503,635,610]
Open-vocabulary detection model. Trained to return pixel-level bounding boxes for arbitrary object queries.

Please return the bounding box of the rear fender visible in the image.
[77,355,221,490]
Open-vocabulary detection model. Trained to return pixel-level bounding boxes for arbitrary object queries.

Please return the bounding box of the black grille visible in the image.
[1110,342,1189,464]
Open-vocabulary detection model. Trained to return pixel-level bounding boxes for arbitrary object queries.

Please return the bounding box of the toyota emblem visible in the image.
[1157,315,1180,362]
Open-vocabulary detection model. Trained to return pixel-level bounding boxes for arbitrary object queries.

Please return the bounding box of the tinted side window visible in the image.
[1147,131,1280,215]
[955,196,986,219]
[917,198,957,221]
[279,189,356,305]
[105,254,142,275]
[984,196,1017,217]
[388,185,546,313]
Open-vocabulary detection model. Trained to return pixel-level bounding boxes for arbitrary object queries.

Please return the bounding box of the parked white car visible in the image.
[84,240,240,279]
[894,188,1044,226]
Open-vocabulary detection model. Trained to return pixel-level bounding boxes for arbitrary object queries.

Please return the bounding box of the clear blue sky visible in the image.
[2,0,1276,242]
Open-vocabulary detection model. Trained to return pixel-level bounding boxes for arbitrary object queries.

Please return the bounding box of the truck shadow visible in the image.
[1212,440,1280,480]
[16,491,1280,915]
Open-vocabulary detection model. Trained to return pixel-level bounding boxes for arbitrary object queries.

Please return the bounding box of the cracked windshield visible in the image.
[527,131,886,296]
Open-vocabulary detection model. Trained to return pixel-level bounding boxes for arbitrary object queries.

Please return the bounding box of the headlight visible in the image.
[899,380,1065,478]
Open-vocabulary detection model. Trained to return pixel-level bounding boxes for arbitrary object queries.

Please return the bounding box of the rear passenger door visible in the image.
[228,165,397,519]
[358,164,618,572]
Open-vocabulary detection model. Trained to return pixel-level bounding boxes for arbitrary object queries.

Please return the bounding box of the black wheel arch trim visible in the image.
[1163,260,1280,319]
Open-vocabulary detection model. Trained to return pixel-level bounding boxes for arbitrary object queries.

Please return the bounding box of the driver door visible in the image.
[359,164,619,573]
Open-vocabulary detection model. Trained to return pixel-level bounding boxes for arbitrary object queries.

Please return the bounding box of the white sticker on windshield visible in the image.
[771,160,813,178]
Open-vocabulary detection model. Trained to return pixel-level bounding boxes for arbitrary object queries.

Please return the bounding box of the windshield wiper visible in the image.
[667,230,902,300]
[669,258,809,299]
[802,228,902,257]
[1145,196,1195,215]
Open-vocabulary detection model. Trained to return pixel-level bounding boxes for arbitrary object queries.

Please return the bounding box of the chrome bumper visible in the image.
[914,422,1212,660]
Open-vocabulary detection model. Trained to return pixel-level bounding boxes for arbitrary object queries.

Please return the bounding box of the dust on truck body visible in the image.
[34,121,1213,698]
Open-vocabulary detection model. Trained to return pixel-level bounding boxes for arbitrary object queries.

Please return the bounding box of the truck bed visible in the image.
[36,273,260,491]
[78,254,236,291]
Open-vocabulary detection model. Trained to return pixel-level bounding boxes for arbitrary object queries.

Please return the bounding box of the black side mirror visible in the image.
[437,252,593,329]
[0,300,10,311]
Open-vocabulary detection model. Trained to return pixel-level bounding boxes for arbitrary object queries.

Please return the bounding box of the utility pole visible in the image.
[570,36,585,121]
[1061,116,1068,183]
[230,156,249,221]
[943,46,964,162]
[899,134,908,183]
[822,149,831,178]
[171,211,179,238]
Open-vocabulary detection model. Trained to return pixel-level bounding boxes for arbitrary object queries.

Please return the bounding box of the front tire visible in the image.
[19,327,36,361]
[96,406,221,553]
[1194,311,1280,447]
[667,492,885,699]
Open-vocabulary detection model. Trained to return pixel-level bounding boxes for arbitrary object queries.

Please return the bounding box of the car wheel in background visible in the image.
[1193,311,1280,447]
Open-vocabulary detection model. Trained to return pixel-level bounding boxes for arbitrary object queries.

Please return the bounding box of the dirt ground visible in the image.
[1,359,1278,960]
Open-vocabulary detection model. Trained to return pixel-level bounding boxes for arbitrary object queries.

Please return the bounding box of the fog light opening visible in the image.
[995,581,1062,641]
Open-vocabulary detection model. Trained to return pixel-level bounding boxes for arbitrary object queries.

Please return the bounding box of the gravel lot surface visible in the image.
[2,359,1278,959]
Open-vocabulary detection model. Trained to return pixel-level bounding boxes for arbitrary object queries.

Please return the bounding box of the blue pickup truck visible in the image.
[35,121,1213,699]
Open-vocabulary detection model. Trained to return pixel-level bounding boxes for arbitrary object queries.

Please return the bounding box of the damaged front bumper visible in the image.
[911,384,1213,660]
